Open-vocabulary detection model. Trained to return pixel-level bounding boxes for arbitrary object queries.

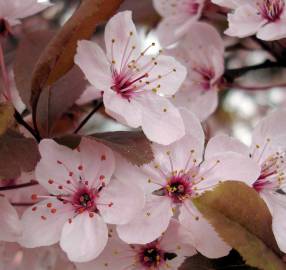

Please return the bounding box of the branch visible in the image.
[224,60,286,83]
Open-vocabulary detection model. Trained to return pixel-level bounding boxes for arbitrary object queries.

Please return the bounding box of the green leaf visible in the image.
[0,103,14,135]
[193,181,286,270]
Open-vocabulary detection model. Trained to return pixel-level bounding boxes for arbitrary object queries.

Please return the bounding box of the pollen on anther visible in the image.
[47,203,52,208]
[51,208,57,214]
[101,155,106,161]
[163,108,167,112]
[89,213,94,218]
[41,216,47,221]
[58,185,63,190]
[48,179,54,184]
[173,68,177,72]
[112,39,115,43]
[146,212,151,217]
[66,180,71,184]
[100,175,105,181]
[32,207,37,211]
[78,165,83,171]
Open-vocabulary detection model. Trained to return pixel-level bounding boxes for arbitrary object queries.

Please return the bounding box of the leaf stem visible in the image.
[74,100,103,134]
[14,109,41,142]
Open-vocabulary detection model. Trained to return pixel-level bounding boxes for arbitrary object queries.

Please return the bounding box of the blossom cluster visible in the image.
[1,0,286,269]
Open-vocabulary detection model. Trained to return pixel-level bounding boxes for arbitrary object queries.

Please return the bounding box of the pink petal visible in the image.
[104,11,140,71]
[225,4,267,38]
[116,195,173,244]
[257,19,286,41]
[36,139,80,195]
[75,228,135,270]
[261,192,286,253]
[77,138,115,188]
[60,213,108,262]
[103,89,142,128]
[75,40,112,91]
[7,0,51,23]
[160,219,197,257]
[19,198,73,248]
[196,152,261,191]
[145,54,187,96]
[156,16,191,46]
[114,154,157,194]
[179,200,231,258]
[211,0,250,9]
[174,90,219,122]
[205,134,249,160]
[97,177,145,225]
[251,110,286,163]
[140,92,185,145]
[0,196,22,242]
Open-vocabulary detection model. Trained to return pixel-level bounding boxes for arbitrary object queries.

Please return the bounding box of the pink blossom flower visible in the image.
[19,138,144,262]
[204,109,286,253]
[153,0,206,46]
[212,0,286,41]
[0,195,22,242]
[75,11,187,145]
[115,110,260,258]
[167,22,224,121]
[0,0,51,36]
[76,219,196,270]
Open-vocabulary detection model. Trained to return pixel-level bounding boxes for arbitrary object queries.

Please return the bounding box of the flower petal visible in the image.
[116,195,173,244]
[103,88,142,128]
[36,139,80,195]
[257,19,286,41]
[140,92,185,145]
[0,196,22,242]
[98,177,145,225]
[146,54,187,96]
[179,200,231,258]
[19,198,73,248]
[225,4,266,38]
[76,86,102,105]
[75,40,112,91]
[197,152,260,191]
[104,11,140,71]
[77,138,115,188]
[205,134,249,160]
[60,213,108,262]
[75,228,135,270]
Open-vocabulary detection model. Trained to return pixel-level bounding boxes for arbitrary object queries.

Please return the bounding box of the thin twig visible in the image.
[0,181,38,191]
[14,109,41,142]
[74,100,103,134]
[230,82,286,91]
[224,60,286,83]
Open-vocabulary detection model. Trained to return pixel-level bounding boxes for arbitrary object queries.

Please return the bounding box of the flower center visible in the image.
[258,0,285,21]
[193,66,215,90]
[138,243,178,269]
[72,187,96,213]
[164,175,192,203]
[139,244,163,268]
[253,152,285,192]
[111,69,148,100]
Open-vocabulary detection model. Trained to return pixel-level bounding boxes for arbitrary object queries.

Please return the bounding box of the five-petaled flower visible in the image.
[114,110,260,258]
[212,0,286,40]
[0,0,51,37]
[167,22,224,121]
[19,138,144,262]
[206,109,286,253]
[75,11,187,145]
[76,219,196,270]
